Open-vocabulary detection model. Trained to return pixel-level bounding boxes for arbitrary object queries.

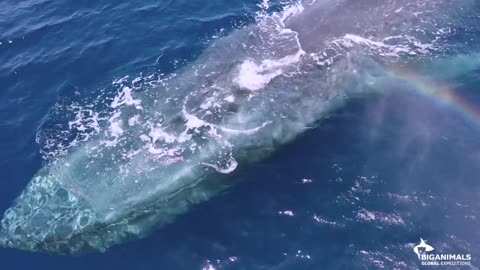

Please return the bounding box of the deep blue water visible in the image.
[1,0,480,269]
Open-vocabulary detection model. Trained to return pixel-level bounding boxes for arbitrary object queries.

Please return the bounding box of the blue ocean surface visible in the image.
[1,0,479,269]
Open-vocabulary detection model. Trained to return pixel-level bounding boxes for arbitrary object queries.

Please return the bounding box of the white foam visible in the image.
[112,75,129,85]
[220,121,271,135]
[128,115,140,126]
[202,156,238,174]
[236,2,306,91]
[183,111,207,129]
[109,113,123,135]
[103,112,124,147]
[223,95,235,103]
[235,59,282,90]
[148,124,176,144]
[313,215,338,226]
[278,2,304,21]
[111,86,143,110]
[259,0,270,10]
[235,46,305,91]
[139,134,150,142]
[335,34,434,57]
[279,210,295,216]
[236,48,302,91]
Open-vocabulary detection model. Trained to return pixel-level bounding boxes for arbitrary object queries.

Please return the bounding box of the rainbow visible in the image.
[386,56,480,127]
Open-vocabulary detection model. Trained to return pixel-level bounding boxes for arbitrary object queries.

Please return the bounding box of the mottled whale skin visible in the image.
[0,0,477,254]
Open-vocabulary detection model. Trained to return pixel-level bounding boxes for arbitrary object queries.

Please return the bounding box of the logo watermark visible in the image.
[413,238,472,267]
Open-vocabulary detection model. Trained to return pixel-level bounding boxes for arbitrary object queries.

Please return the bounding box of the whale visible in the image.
[0,0,478,254]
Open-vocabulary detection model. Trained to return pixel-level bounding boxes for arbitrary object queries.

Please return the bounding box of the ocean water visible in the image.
[1,0,480,269]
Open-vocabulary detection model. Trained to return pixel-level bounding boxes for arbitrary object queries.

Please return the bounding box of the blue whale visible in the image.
[0,0,477,254]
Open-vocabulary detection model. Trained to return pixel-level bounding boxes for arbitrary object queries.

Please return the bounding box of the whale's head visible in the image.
[0,161,223,255]
[0,170,105,254]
